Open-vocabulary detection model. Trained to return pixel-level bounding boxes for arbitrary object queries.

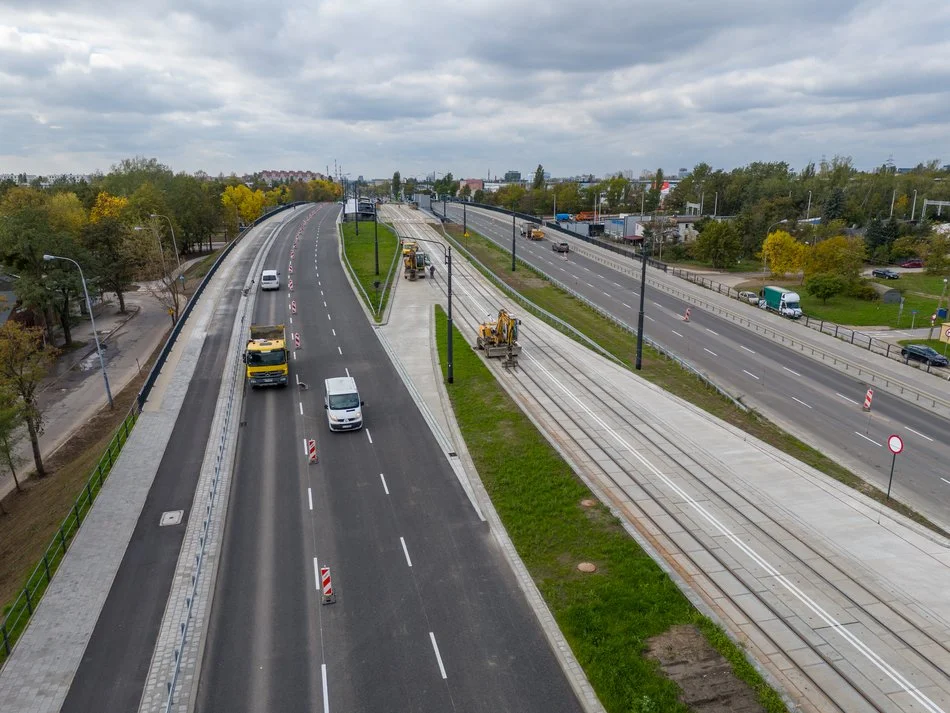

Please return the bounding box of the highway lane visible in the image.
[442,204,950,525]
[197,204,583,712]
[58,221,279,713]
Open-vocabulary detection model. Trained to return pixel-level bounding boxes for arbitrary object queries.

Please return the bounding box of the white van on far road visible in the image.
[324,377,364,431]
[261,269,280,291]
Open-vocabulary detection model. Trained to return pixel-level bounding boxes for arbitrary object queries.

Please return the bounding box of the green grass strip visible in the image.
[447,225,949,537]
[339,220,400,320]
[434,305,788,713]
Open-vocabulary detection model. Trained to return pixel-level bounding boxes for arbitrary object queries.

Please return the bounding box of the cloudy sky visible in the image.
[1,0,948,180]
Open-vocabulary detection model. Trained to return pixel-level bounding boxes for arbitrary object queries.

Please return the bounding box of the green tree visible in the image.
[392,171,402,199]
[0,386,26,497]
[532,164,545,190]
[761,229,805,277]
[806,273,846,304]
[823,186,846,221]
[693,221,742,268]
[81,218,141,313]
[923,234,950,275]
[864,217,886,253]
[0,322,57,477]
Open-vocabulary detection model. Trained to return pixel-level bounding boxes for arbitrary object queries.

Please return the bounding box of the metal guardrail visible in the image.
[0,405,139,663]
[137,202,305,409]
[437,221,750,412]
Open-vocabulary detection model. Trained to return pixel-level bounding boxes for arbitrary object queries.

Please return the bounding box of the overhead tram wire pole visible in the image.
[463,202,467,236]
[412,236,454,383]
[635,233,650,370]
[43,254,114,409]
[511,214,516,271]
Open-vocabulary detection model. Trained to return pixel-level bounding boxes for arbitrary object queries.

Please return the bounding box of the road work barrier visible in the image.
[321,566,335,604]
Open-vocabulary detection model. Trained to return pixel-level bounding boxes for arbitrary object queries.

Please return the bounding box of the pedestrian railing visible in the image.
[0,405,138,664]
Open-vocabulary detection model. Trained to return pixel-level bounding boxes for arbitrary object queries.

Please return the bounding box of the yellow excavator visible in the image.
[476,309,521,366]
[402,239,429,280]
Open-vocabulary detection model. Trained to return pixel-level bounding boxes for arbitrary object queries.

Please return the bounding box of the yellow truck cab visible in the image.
[244,324,289,387]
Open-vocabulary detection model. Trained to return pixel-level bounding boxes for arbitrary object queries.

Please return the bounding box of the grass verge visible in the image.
[184,249,224,280]
[434,305,788,713]
[0,343,163,658]
[339,220,399,320]
[447,224,950,538]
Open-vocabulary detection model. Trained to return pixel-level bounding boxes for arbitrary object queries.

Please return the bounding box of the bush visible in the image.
[805,273,846,304]
[665,242,694,261]
[846,279,879,301]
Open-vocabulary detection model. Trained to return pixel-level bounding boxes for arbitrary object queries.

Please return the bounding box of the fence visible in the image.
[0,405,138,663]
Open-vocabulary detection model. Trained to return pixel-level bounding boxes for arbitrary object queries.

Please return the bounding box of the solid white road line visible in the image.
[706,328,719,336]
[621,303,632,309]
[855,432,881,446]
[296,373,300,385]
[672,330,683,337]
[942,478,950,486]
[308,488,313,510]
[836,392,860,405]
[741,345,755,354]
[400,537,412,567]
[792,397,813,409]
[743,370,760,380]
[338,346,342,355]
[313,557,320,590]
[905,426,934,442]
[703,347,717,356]
[299,402,304,415]
[366,429,373,444]
[645,315,655,322]
[783,366,801,376]
[380,473,389,494]
[345,367,349,377]
[322,664,329,713]
[302,437,308,456]
[429,633,447,679]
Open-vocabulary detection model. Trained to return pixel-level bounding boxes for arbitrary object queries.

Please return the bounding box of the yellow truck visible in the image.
[243,324,289,387]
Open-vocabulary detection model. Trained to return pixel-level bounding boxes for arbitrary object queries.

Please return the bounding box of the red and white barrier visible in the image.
[308,438,318,464]
[683,307,691,322]
[863,388,873,411]
[321,565,336,604]
[290,300,297,314]
[294,332,301,350]
[288,263,294,274]
[291,250,295,259]
[288,278,294,291]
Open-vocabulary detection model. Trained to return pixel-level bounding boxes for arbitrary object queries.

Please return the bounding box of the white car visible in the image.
[260,269,280,291]
[738,290,759,305]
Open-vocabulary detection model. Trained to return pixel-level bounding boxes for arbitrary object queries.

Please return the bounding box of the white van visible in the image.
[324,377,364,431]
[261,269,280,291]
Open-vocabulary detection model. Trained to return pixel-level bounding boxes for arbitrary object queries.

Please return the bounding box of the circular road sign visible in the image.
[945,327,950,339]
[887,434,904,455]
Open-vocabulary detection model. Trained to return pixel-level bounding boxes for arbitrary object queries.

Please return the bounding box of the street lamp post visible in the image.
[150,213,181,274]
[463,203,467,236]
[411,237,454,383]
[43,254,113,409]
[635,235,650,370]
[374,207,379,276]
[356,185,360,236]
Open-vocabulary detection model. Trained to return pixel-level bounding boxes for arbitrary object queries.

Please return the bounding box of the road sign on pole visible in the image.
[884,434,904,503]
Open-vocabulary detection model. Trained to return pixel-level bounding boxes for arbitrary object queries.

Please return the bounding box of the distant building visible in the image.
[503,170,521,182]
[459,179,484,194]
[258,169,326,184]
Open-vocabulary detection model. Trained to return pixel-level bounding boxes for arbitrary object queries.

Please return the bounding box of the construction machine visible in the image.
[476,309,522,366]
[402,240,429,280]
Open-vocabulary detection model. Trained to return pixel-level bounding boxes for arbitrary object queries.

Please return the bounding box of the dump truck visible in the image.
[519,222,544,240]
[476,309,522,366]
[575,211,595,222]
[760,286,803,319]
[244,324,289,387]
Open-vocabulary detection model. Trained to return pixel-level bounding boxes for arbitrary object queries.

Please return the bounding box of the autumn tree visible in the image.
[0,322,57,477]
[693,221,743,268]
[47,192,87,236]
[761,229,805,277]
[804,235,866,281]
[89,192,129,223]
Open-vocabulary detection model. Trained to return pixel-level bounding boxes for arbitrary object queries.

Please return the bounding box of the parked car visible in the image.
[738,290,759,304]
[871,268,900,279]
[900,344,949,367]
[552,242,570,253]
[900,259,924,268]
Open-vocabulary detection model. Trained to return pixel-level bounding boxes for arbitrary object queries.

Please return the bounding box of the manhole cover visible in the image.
[160,510,184,526]
[577,562,597,573]
[580,499,597,507]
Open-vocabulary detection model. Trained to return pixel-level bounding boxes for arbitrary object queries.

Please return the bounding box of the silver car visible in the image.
[738,290,759,305]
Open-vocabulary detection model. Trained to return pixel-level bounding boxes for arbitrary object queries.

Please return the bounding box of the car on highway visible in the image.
[552,242,570,253]
[900,258,924,268]
[738,290,759,304]
[324,376,364,431]
[871,268,900,279]
[260,269,280,291]
[900,344,949,367]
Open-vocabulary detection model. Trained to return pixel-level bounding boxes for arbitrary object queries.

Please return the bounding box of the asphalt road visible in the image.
[59,229,261,713]
[442,204,950,526]
[196,204,583,712]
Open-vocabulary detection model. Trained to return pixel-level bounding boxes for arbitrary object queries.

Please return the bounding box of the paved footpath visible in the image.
[0,218,288,713]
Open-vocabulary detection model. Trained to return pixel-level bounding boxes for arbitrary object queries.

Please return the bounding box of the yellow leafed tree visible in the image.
[761,230,805,277]
[47,192,87,236]
[90,192,129,223]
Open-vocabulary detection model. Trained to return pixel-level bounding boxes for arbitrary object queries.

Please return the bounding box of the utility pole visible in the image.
[635,233,649,370]
[713,191,719,217]
[511,214,517,271]
[355,184,360,236]
[889,189,896,219]
[374,206,379,275]
[447,246,454,383]
[806,190,812,220]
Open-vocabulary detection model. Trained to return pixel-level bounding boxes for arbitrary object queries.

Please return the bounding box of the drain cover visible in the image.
[160,510,184,526]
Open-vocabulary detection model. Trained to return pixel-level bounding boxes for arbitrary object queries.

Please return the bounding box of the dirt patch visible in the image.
[646,624,765,713]
[0,343,162,607]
